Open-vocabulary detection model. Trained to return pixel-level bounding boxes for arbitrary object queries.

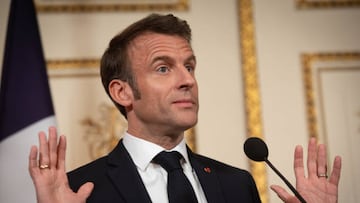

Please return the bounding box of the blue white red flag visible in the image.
[0,0,56,202]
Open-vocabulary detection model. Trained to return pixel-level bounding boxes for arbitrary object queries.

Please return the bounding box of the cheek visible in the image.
[136,85,166,106]
[139,79,170,99]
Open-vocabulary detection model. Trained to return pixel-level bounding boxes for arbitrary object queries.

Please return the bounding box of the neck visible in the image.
[127,127,185,150]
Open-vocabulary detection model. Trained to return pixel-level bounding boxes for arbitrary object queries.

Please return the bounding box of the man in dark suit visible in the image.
[67,140,260,202]
[28,14,342,203]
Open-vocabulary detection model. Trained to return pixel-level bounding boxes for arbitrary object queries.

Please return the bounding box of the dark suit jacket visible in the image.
[68,139,261,203]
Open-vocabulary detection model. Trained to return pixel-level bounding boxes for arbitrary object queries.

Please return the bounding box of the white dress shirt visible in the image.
[123,132,208,203]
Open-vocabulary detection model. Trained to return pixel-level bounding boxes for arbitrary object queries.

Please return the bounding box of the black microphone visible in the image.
[244,137,307,203]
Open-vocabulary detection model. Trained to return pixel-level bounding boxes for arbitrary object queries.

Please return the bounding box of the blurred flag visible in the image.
[0,0,56,202]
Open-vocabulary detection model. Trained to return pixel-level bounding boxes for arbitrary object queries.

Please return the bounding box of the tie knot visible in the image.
[153,151,183,172]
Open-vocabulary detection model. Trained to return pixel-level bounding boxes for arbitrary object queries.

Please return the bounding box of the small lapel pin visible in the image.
[204,167,211,173]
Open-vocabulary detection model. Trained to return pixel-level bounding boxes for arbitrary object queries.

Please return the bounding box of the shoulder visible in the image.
[67,155,108,176]
[190,153,261,202]
[68,139,128,182]
[191,152,255,182]
[67,156,109,190]
[192,152,250,175]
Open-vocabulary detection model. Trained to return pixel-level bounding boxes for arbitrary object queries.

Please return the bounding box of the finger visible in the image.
[29,145,39,177]
[329,156,342,186]
[307,137,317,178]
[57,135,67,171]
[48,127,58,169]
[317,144,327,178]
[270,185,296,202]
[38,131,50,168]
[77,182,94,201]
[293,145,305,187]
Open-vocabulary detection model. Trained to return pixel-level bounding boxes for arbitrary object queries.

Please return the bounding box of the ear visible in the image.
[108,79,133,107]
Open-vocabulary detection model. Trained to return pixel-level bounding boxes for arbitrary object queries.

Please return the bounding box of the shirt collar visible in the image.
[123,132,190,171]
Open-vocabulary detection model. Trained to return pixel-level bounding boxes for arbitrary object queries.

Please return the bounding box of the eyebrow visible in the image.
[151,55,197,65]
[186,55,197,64]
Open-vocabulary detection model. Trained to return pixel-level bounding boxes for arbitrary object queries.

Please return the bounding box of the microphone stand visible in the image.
[264,158,307,203]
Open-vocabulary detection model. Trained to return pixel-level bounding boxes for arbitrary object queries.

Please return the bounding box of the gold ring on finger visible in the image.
[39,164,50,169]
[317,173,328,178]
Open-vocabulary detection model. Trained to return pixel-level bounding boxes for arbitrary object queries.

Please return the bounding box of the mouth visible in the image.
[172,99,197,108]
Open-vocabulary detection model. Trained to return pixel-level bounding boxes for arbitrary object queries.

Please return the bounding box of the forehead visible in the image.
[128,32,193,57]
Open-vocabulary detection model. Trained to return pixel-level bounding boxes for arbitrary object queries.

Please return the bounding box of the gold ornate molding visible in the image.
[302,52,360,139]
[46,58,100,78]
[36,0,189,13]
[185,127,197,152]
[297,0,360,9]
[238,0,268,202]
[82,104,127,159]
[47,58,100,69]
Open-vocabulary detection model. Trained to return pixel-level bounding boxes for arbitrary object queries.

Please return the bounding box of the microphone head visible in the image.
[243,137,269,162]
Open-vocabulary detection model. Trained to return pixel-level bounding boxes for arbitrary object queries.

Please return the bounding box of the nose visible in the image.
[178,66,196,90]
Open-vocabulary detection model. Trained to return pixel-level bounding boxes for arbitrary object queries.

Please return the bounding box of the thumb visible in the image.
[77,182,94,201]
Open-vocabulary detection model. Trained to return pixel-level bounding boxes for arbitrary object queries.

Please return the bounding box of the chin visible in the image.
[181,118,197,130]
[174,112,197,129]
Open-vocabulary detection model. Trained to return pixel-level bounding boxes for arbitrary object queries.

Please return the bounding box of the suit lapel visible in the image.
[106,140,152,203]
[188,147,226,203]
[104,140,226,202]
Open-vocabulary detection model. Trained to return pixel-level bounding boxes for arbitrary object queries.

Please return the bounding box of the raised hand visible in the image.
[28,127,94,203]
[271,137,342,203]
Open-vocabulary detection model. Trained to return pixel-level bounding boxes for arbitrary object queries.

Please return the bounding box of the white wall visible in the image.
[1,0,359,202]
[253,1,360,202]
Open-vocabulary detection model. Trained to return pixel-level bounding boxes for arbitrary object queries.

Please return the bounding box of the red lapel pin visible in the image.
[204,167,211,173]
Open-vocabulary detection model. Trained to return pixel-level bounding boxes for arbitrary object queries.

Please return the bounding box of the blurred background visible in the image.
[1,0,359,202]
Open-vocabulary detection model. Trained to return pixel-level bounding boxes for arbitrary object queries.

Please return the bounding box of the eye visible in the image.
[185,65,195,73]
[157,66,170,73]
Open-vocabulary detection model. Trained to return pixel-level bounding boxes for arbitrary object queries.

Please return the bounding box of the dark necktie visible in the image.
[153,151,198,203]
